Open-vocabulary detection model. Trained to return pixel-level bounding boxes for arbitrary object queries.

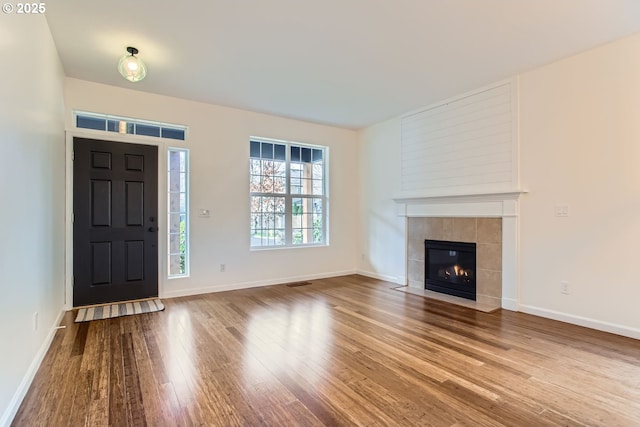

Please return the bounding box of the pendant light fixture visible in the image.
[118,46,147,82]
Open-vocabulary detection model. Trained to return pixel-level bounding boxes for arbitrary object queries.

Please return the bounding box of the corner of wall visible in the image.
[0,309,66,427]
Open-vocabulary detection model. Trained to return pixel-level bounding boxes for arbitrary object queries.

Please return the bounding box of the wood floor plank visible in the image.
[108,318,128,427]
[12,275,640,427]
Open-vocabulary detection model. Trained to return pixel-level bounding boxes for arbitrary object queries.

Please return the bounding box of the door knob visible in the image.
[148,226,158,232]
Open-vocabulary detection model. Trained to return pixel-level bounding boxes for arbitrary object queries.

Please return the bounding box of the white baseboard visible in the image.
[501,298,518,312]
[356,269,404,285]
[0,309,65,427]
[162,269,358,299]
[519,304,640,340]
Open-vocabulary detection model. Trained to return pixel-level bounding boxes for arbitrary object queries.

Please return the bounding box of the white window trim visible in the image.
[167,147,190,278]
[250,137,329,250]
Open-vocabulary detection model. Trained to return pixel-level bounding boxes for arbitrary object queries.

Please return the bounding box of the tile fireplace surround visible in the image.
[408,217,502,308]
[395,192,523,311]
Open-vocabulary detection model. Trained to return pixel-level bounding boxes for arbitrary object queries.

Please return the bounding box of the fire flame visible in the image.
[444,264,469,277]
[454,264,468,276]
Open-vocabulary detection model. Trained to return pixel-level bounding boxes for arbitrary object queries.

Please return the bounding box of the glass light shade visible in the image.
[118,53,147,82]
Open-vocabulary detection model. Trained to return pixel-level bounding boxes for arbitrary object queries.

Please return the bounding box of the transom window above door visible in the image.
[75,111,187,141]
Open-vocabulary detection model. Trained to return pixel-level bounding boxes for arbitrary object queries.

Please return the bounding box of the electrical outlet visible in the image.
[220,263,226,272]
[555,205,570,217]
[33,312,38,331]
[560,280,570,295]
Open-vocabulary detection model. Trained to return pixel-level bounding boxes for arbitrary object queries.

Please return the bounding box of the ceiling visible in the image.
[45,1,640,129]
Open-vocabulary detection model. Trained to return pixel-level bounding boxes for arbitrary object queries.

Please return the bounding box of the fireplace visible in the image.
[425,240,477,301]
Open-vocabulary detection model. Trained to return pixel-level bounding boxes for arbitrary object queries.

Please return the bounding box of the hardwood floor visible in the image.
[12,275,640,426]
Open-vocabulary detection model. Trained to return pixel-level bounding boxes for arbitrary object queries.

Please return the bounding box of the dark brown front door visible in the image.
[73,138,158,307]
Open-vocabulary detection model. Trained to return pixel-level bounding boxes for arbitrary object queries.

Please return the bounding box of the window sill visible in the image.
[167,274,190,280]
[250,243,329,252]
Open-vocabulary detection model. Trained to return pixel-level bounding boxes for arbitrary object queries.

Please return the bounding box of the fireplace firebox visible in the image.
[425,240,476,301]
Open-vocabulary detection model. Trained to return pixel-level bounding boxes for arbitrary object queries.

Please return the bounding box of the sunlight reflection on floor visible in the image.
[242,297,334,387]
[166,307,195,404]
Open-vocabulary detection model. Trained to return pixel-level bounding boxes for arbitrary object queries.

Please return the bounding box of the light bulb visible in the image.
[117,47,147,82]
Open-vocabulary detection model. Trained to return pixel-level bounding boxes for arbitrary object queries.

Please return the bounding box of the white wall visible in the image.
[0,16,66,426]
[357,118,405,283]
[518,33,640,336]
[64,79,359,299]
[358,33,640,338]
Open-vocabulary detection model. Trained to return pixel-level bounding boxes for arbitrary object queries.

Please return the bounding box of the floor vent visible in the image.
[285,281,312,288]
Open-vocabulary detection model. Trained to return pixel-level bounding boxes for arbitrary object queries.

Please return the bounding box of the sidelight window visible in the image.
[168,148,189,276]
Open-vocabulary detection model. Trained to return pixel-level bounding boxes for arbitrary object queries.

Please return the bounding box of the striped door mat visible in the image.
[75,299,164,322]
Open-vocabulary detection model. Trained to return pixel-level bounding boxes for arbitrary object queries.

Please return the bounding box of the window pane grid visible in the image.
[292,197,323,245]
[75,112,187,141]
[250,159,286,194]
[168,148,189,276]
[168,191,186,213]
[250,139,326,248]
[251,195,286,247]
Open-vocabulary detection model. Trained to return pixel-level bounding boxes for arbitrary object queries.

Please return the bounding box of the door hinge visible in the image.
[72,213,75,223]
[72,151,74,161]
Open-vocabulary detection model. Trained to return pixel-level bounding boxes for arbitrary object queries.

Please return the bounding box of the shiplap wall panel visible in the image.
[401,81,516,195]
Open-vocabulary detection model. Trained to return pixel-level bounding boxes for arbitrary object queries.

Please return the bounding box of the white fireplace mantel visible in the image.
[393,190,528,218]
[393,190,527,204]
[394,189,527,311]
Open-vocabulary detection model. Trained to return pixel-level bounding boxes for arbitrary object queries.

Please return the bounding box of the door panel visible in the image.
[91,242,112,284]
[125,181,144,225]
[91,180,112,226]
[73,138,158,307]
[125,240,145,281]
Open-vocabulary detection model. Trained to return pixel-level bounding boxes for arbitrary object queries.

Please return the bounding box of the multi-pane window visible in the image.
[75,111,186,140]
[168,148,189,276]
[250,138,327,248]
